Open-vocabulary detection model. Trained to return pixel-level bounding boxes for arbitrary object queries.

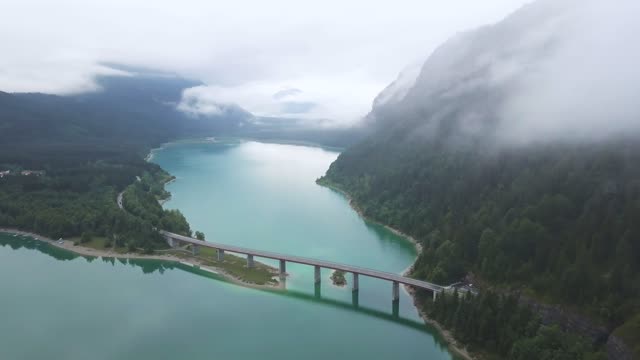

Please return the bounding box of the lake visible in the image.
[0,139,455,360]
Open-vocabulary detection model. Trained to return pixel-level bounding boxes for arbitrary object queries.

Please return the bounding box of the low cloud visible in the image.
[498,0,640,143]
[273,88,303,100]
[376,0,640,145]
[0,0,531,124]
[178,73,383,126]
[0,58,130,94]
[177,92,225,116]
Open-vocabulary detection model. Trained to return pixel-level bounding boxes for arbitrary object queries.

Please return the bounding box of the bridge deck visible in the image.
[161,231,443,292]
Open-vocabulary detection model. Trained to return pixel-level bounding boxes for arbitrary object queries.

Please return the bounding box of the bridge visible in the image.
[161,230,444,302]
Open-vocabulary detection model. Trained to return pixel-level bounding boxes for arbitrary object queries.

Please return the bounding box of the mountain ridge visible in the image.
[321,0,639,358]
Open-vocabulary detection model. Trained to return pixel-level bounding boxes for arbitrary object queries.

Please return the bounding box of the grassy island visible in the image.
[65,235,279,286]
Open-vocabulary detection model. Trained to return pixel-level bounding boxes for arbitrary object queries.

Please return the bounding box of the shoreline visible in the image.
[145,137,343,166]
[317,181,475,360]
[0,228,280,291]
[150,140,472,359]
[405,286,475,360]
[317,181,423,256]
[157,176,176,205]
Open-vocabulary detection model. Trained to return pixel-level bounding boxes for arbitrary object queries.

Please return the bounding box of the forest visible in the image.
[0,73,202,251]
[0,69,359,252]
[0,154,191,252]
[321,136,640,354]
[416,289,605,359]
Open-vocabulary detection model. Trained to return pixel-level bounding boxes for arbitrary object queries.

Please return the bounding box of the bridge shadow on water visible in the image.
[175,262,451,347]
[1,234,453,354]
[275,282,422,332]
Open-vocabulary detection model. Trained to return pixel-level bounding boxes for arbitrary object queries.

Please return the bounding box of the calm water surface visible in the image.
[0,139,455,360]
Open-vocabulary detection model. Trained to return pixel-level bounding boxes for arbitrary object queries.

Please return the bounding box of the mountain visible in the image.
[0,65,361,168]
[0,69,254,166]
[320,0,639,358]
[0,64,361,256]
[371,61,423,110]
[0,69,221,250]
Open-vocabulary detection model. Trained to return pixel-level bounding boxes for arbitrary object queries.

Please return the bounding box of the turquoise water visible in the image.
[0,139,455,359]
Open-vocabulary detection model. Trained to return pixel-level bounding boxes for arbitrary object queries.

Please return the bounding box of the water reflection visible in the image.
[392,299,400,318]
[1,233,453,356]
[0,234,180,275]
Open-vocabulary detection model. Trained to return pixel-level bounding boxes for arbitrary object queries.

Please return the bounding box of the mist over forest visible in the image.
[1,0,639,359]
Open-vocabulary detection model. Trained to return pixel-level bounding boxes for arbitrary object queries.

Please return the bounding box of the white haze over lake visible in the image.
[0,0,530,124]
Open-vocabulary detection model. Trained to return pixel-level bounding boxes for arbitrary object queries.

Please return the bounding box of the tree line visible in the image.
[416,289,605,359]
[321,136,640,353]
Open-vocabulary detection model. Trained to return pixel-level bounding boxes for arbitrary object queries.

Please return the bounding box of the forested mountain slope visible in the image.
[321,0,639,357]
[0,64,360,249]
[0,65,262,249]
[0,71,250,166]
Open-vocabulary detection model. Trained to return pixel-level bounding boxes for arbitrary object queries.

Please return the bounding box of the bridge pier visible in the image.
[392,281,399,302]
[279,259,286,278]
[392,298,400,318]
[159,232,446,297]
[352,289,359,308]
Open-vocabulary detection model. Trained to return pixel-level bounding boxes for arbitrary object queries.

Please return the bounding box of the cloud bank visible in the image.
[366,0,640,144]
[499,0,640,143]
[179,73,384,126]
[0,0,531,123]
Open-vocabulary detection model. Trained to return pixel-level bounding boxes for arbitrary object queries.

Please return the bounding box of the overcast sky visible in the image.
[0,0,532,123]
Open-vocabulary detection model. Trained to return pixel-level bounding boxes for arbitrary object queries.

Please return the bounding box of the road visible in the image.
[162,230,444,293]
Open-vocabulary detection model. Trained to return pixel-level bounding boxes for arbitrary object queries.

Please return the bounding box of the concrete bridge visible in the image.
[161,231,444,302]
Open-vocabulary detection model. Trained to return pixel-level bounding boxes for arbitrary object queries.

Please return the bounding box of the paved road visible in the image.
[162,231,444,293]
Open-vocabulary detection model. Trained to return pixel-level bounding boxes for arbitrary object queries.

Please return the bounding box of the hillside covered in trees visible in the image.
[0,69,223,250]
[321,0,639,358]
[0,65,360,251]
[417,289,607,359]
[323,139,640,324]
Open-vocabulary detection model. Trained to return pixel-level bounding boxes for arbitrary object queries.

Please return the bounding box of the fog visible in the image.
[370,0,640,145]
[0,0,530,123]
[2,0,634,136]
[497,0,640,143]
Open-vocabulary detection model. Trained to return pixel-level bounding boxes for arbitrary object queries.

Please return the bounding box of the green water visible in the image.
[0,139,455,359]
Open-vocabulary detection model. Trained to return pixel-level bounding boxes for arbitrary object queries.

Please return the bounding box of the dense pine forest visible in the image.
[318,1,640,357]
[321,137,640,357]
[418,289,608,360]
[0,149,192,251]
[0,68,359,251]
[0,72,207,250]
[323,139,640,321]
